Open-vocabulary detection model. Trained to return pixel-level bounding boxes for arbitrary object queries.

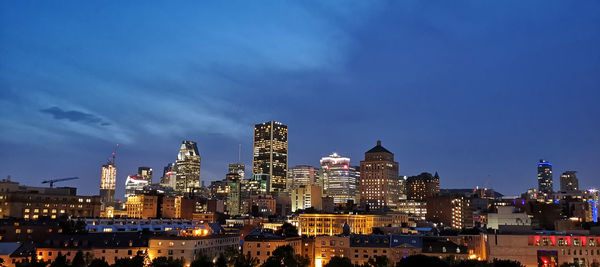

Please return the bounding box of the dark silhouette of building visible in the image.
[406,172,440,201]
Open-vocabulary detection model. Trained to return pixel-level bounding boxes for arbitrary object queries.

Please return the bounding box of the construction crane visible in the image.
[42,177,79,188]
[107,143,119,165]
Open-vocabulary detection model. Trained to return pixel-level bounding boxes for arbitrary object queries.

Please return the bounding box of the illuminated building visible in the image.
[291,185,322,212]
[288,165,315,189]
[359,140,400,210]
[124,175,149,199]
[148,232,239,265]
[34,232,152,265]
[487,206,531,230]
[160,163,177,188]
[100,163,116,204]
[426,195,473,229]
[246,195,277,216]
[560,171,579,193]
[0,180,101,219]
[253,121,288,194]
[297,213,407,237]
[243,229,302,264]
[225,173,242,216]
[175,141,201,195]
[486,233,600,266]
[405,172,440,201]
[396,200,427,220]
[320,153,358,204]
[125,194,195,219]
[538,159,553,194]
[138,166,153,183]
[229,163,245,178]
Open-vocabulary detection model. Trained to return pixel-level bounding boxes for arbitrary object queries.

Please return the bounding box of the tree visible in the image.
[151,257,183,267]
[396,255,449,267]
[71,251,86,267]
[49,253,69,267]
[261,245,308,267]
[233,254,259,267]
[191,255,214,267]
[323,256,353,267]
[16,255,49,267]
[215,255,227,267]
[365,256,389,267]
[111,253,144,267]
[89,259,109,267]
[274,223,298,237]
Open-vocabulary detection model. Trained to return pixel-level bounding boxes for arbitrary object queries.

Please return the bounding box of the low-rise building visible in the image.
[147,233,239,264]
[242,229,302,264]
[486,233,600,267]
[487,206,531,230]
[297,213,408,237]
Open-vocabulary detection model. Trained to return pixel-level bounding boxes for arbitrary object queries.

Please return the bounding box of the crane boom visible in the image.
[42,177,79,188]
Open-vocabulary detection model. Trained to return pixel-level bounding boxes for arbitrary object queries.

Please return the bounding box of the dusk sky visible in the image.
[1,1,599,199]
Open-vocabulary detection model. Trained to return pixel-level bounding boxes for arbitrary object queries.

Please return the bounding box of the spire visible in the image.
[377,140,381,146]
[434,172,439,179]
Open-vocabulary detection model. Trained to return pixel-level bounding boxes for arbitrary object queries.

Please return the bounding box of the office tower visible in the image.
[124,174,149,198]
[406,172,440,201]
[161,163,177,188]
[291,185,323,212]
[225,173,242,216]
[560,171,579,193]
[175,141,201,195]
[252,121,288,194]
[359,140,400,210]
[288,165,316,189]
[138,167,153,184]
[426,195,473,229]
[228,163,245,179]
[320,153,358,204]
[100,163,116,204]
[537,159,553,194]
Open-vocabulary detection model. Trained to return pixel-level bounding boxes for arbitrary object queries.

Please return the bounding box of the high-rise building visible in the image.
[175,141,201,195]
[537,159,553,194]
[225,173,242,216]
[125,175,150,199]
[100,163,116,204]
[252,121,288,194]
[288,165,316,190]
[228,163,245,179]
[138,167,153,184]
[405,172,440,201]
[560,171,579,193]
[320,153,358,204]
[161,163,177,188]
[359,140,400,210]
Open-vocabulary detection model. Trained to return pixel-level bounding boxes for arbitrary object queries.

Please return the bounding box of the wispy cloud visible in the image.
[40,106,110,126]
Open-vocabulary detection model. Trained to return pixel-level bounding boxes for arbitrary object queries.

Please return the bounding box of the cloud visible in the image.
[40,106,110,126]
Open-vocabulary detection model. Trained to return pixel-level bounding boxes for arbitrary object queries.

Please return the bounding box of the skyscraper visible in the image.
[288,165,316,189]
[320,153,358,204]
[175,141,201,195]
[138,167,153,184]
[252,121,288,194]
[359,140,400,210]
[100,163,116,203]
[225,172,242,216]
[405,172,440,201]
[537,159,553,194]
[124,174,149,198]
[560,171,579,193]
[228,163,245,179]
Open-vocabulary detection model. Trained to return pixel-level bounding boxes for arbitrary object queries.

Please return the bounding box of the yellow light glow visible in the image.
[315,259,322,267]
[203,229,208,235]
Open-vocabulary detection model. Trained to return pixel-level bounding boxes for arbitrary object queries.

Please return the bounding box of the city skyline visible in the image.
[1,1,599,197]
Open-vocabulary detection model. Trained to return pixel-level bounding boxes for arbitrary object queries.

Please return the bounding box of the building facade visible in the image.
[253,121,288,194]
[359,141,400,210]
[100,163,117,204]
[426,195,473,229]
[538,159,553,195]
[288,165,316,190]
[297,213,408,237]
[175,141,201,195]
[405,172,440,201]
[560,171,579,193]
[291,185,323,212]
[320,154,358,205]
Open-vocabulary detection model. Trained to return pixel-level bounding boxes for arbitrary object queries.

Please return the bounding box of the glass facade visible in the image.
[252,121,288,194]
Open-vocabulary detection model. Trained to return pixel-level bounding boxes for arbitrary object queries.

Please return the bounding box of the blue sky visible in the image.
[1,1,599,198]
